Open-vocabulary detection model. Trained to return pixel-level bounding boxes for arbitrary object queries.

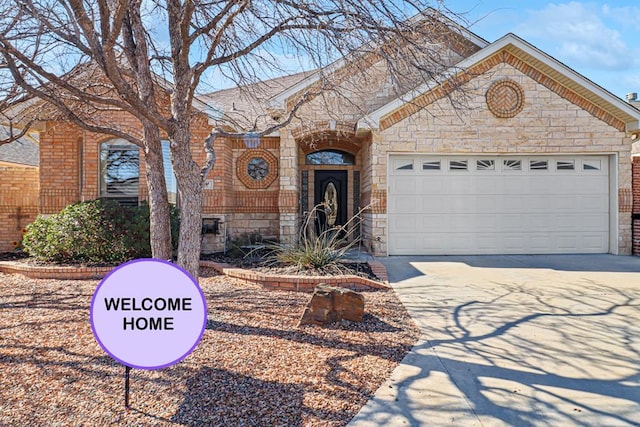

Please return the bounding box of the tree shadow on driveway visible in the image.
[350,265,640,426]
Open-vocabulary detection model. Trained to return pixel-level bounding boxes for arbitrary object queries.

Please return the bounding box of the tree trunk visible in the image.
[171,126,203,279]
[166,2,203,279]
[142,122,173,260]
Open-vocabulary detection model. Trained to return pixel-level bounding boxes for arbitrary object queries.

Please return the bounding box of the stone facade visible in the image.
[375,61,634,255]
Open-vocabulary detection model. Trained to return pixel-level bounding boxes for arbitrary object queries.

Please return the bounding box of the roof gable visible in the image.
[267,9,489,111]
[2,61,219,127]
[360,33,640,133]
[199,71,314,131]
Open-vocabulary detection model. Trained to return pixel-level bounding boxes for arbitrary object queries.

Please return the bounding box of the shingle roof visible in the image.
[0,126,39,166]
[200,71,315,131]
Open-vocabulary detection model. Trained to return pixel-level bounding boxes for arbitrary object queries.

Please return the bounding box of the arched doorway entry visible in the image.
[293,120,368,240]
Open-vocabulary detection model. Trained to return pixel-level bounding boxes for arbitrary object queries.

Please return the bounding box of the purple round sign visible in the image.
[90,259,207,370]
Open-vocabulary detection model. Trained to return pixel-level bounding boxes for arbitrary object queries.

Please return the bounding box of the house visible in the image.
[2,14,640,257]
[0,126,40,251]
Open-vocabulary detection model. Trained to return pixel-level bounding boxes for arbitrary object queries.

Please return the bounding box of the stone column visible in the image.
[364,132,388,256]
[278,129,299,244]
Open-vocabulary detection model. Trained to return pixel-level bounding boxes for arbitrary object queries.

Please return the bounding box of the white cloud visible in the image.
[601,4,640,28]
[622,74,640,92]
[516,2,635,71]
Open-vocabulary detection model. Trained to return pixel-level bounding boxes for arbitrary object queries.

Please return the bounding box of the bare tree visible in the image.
[0,0,469,278]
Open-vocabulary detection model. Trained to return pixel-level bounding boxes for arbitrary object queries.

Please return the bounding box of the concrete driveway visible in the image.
[349,255,640,426]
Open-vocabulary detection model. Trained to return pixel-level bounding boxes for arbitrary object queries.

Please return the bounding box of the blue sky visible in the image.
[447,1,640,100]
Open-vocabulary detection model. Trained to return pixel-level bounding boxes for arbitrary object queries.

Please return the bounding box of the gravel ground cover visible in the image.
[0,269,419,426]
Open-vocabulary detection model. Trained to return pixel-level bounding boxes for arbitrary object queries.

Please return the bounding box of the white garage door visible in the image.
[388,155,610,255]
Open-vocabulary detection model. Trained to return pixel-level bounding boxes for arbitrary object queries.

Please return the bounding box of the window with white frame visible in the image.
[161,140,177,204]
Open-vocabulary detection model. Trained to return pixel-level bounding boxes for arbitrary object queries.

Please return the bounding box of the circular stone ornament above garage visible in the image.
[486,79,525,118]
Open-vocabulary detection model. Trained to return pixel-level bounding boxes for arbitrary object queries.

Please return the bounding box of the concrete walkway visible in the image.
[349,255,640,426]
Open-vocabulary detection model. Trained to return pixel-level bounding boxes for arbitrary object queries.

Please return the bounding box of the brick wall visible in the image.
[633,156,640,255]
[40,110,214,205]
[35,111,286,255]
[0,165,39,251]
[39,122,80,213]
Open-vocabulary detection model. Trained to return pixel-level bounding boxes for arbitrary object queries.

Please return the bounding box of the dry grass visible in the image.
[0,269,419,426]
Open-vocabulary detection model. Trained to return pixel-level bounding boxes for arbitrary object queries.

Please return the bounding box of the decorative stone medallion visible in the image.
[486,79,525,118]
[236,149,278,189]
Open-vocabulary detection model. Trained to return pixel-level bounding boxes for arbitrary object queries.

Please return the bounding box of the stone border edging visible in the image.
[0,259,391,291]
[0,261,112,280]
[199,260,390,292]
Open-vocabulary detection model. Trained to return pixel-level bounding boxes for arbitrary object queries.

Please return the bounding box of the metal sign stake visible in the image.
[124,365,131,409]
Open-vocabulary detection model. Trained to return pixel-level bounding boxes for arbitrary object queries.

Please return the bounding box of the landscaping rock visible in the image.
[297,284,364,326]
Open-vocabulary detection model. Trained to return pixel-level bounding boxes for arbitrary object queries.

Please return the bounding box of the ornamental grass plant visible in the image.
[266,203,368,271]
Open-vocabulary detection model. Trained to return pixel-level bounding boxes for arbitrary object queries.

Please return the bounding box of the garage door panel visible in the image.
[577,195,609,210]
[417,196,470,212]
[581,234,609,251]
[556,234,580,250]
[578,178,609,193]
[525,213,607,231]
[390,233,608,255]
[420,197,445,212]
[417,179,447,193]
[412,213,609,233]
[549,178,607,194]
[416,196,607,216]
[388,215,417,232]
[391,235,420,251]
[390,177,417,194]
[392,196,418,214]
[447,178,481,194]
[388,155,610,255]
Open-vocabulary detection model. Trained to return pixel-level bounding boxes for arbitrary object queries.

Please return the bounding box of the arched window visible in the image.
[99,139,139,203]
[305,150,355,165]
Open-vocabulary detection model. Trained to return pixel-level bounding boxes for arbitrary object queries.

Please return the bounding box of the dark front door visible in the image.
[314,170,348,231]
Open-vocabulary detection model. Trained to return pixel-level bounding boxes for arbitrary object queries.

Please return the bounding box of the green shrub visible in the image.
[22,199,179,264]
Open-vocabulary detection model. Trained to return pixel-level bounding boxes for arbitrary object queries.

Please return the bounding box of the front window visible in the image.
[161,140,177,204]
[306,150,355,165]
[100,139,139,202]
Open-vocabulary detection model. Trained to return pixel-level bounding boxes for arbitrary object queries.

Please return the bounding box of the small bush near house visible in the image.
[22,199,179,264]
